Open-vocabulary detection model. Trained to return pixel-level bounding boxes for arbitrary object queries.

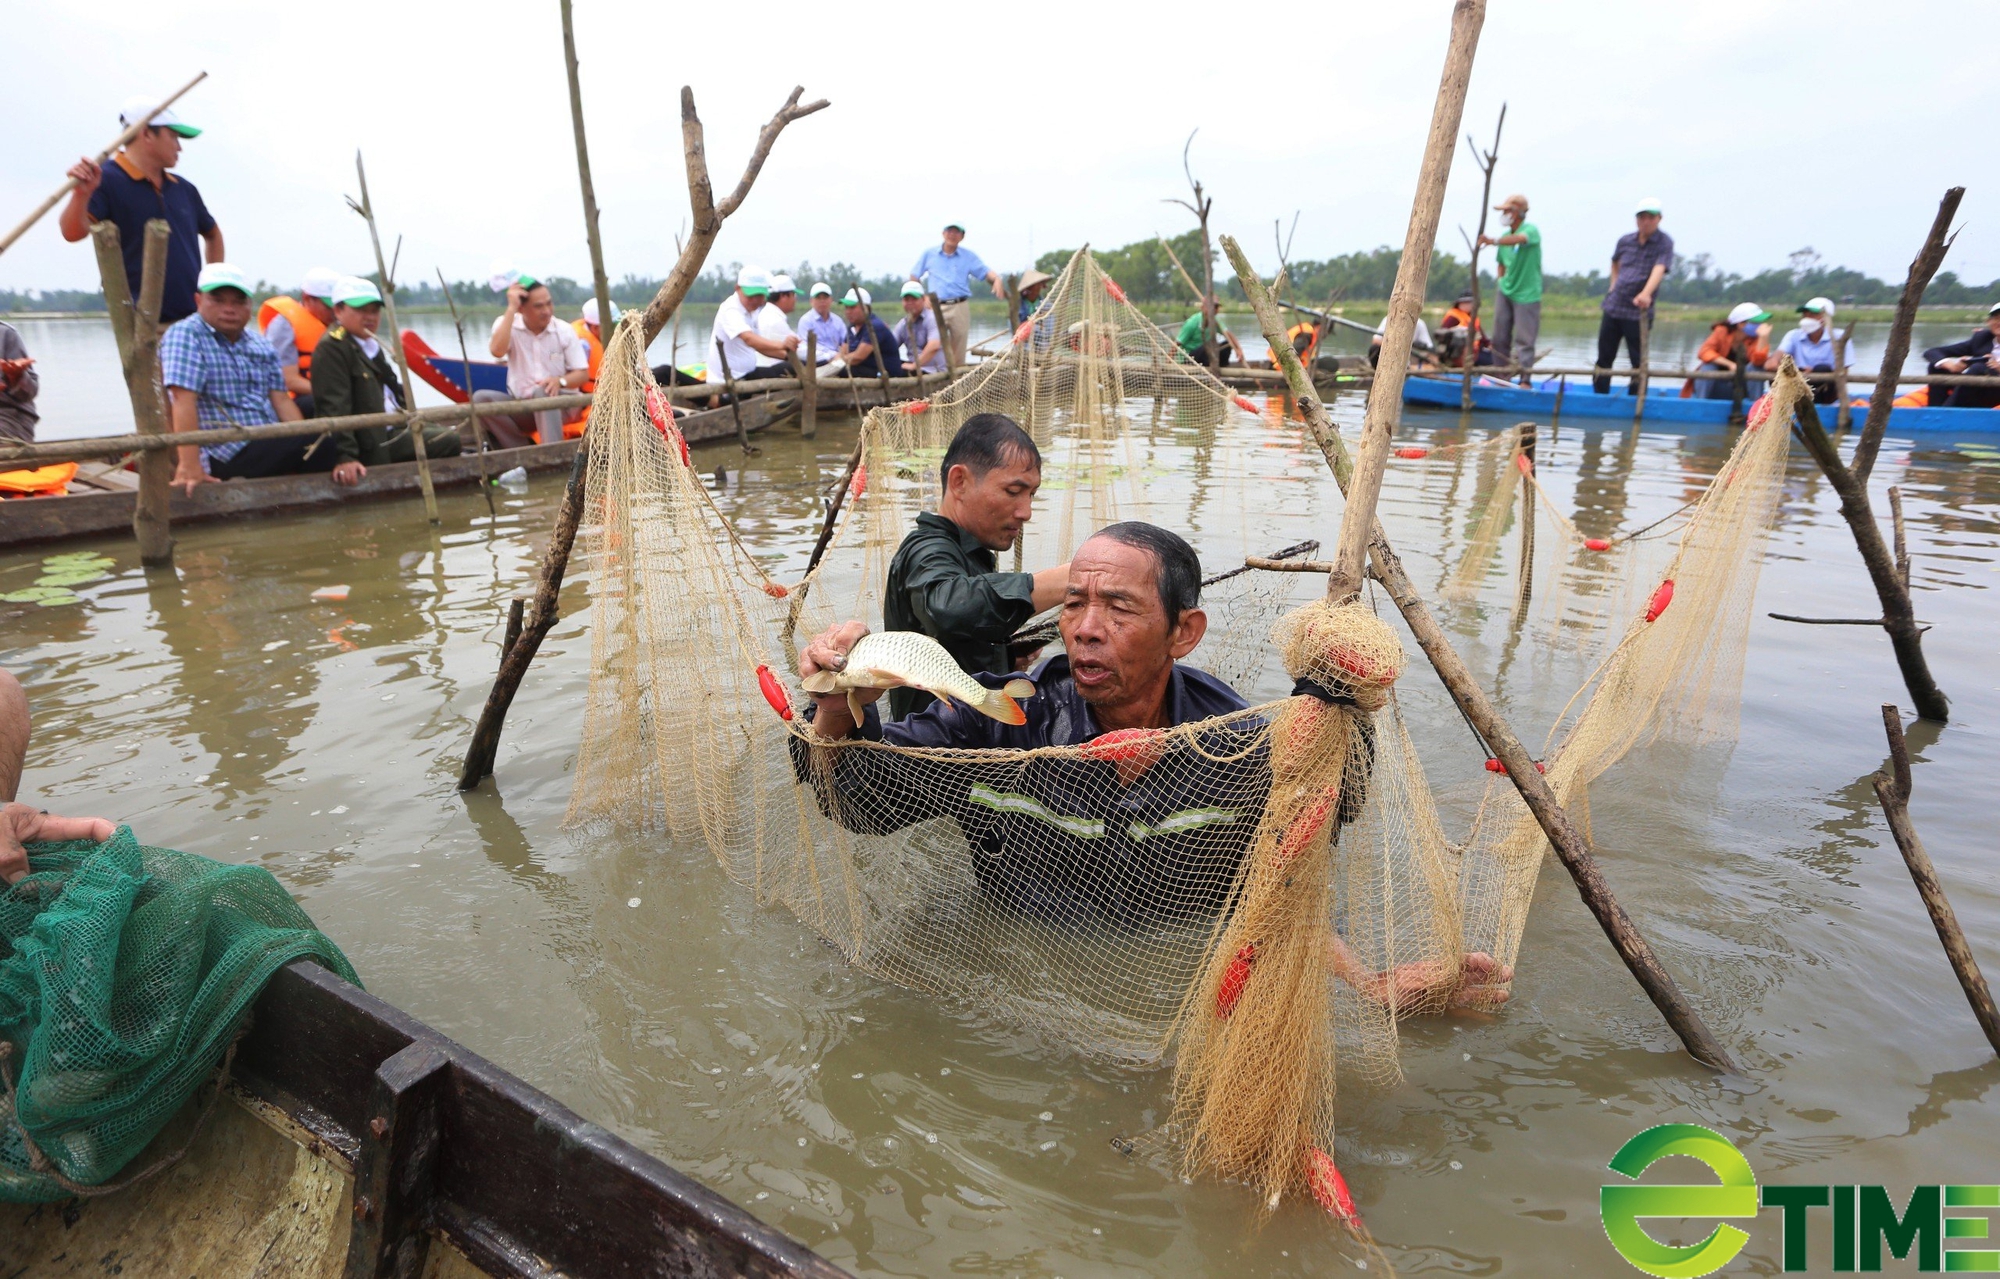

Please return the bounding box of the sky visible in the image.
[5,0,1995,298]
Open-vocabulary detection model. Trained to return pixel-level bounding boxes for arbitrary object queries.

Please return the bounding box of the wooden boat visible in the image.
[1,959,846,1277]
[0,396,796,551]
[1401,372,2000,431]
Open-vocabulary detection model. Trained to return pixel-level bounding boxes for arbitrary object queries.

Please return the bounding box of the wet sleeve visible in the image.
[902,549,1037,643]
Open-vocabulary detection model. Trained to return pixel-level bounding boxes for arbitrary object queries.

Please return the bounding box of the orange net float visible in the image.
[1485,757,1546,773]
[1103,277,1128,303]
[1306,1148,1359,1223]
[755,665,793,721]
[1515,452,1533,475]
[1746,393,1774,430]
[1079,727,1166,763]
[1645,578,1675,622]
[761,582,789,599]
[1215,943,1256,1018]
[1232,395,1259,414]
[905,399,931,415]
[849,464,867,499]
[1583,537,1612,552]
[1394,446,1429,459]
[645,385,690,466]
[1013,319,1034,345]
[1272,787,1339,867]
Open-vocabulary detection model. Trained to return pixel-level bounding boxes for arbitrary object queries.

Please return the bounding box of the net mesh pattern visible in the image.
[565,250,1792,1211]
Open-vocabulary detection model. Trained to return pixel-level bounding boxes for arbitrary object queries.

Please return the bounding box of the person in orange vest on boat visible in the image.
[1280,319,1323,368]
[1681,303,1771,400]
[259,266,340,415]
[1437,294,1490,366]
[562,297,620,438]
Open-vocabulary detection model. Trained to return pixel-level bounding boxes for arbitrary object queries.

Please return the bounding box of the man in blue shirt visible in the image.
[829,288,905,380]
[796,282,848,371]
[159,264,365,491]
[912,223,1006,370]
[60,96,223,326]
[1593,198,1674,394]
[1764,298,1859,405]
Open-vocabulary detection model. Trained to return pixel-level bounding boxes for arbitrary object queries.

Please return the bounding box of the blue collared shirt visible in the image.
[1775,324,1857,371]
[158,314,285,464]
[796,310,847,362]
[87,155,216,325]
[911,245,991,301]
[1603,229,1675,320]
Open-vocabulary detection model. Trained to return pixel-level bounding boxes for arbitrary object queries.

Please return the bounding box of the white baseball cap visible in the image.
[1797,296,1836,318]
[580,297,621,326]
[900,280,926,299]
[737,266,772,296]
[1726,302,1772,326]
[768,273,796,295]
[1636,197,1664,215]
[300,267,341,301]
[841,287,873,307]
[196,263,252,295]
[809,281,833,298]
[332,276,382,307]
[119,94,200,138]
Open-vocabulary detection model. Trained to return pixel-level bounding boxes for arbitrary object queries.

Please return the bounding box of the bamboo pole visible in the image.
[1227,236,1735,1072]
[1833,322,1854,430]
[0,73,208,258]
[436,270,495,517]
[1460,103,1505,411]
[927,291,956,384]
[460,84,825,790]
[1516,418,1535,609]
[559,0,613,335]
[1789,364,1949,721]
[716,337,750,451]
[91,220,174,564]
[1872,704,2000,1058]
[1853,189,1964,486]
[1632,309,1652,423]
[799,330,818,438]
[348,152,437,524]
[1321,0,1485,601]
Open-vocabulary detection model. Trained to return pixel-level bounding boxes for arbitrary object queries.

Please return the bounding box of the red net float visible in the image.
[1645,578,1675,622]
[1232,395,1259,414]
[849,464,867,499]
[1394,446,1429,459]
[1280,695,1332,755]
[1485,757,1546,773]
[1274,788,1338,867]
[1583,538,1612,552]
[761,582,789,599]
[1746,393,1774,430]
[1080,727,1166,763]
[645,385,690,465]
[1515,453,1533,475]
[905,399,930,414]
[755,665,792,721]
[1215,943,1256,1018]
[1103,278,1128,303]
[1306,1148,1358,1223]
[1013,319,1034,345]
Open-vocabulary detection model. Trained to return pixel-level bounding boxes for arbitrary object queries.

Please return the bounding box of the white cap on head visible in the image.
[737,265,773,295]
[900,280,926,298]
[331,276,382,307]
[1797,296,1836,319]
[300,267,341,301]
[580,297,621,327]
[809,281,833,298]
[119,94,200,138]
[768,273,796,295]
[841,287,872,307]
[1636,197,1664,216]
[1726,302,1771,326]
[195,263,252,295]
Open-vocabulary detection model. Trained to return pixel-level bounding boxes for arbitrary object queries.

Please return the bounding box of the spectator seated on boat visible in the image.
[564,297,619,436]
[478,271,588,449]
[1437,295,1496,367]
[0,319,39,444]
[310,276,462,467]
[1682,303,1771,400]
[796,281,847,369]
[709,266,796,388]
[1366,315,1438,370]
[753,274,800,381]
[160,264,363,492]
[1922,303,2000,410]
[826,288,904,381]
[1175,297,1237,368]
[1016,269,1053,327]
[260,266,339,416]
[0,667,114,886]
[894,281,947,374]
[1763,298,1857,405]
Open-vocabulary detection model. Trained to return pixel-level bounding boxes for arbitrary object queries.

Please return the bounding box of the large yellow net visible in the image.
[563,250,1798,1217]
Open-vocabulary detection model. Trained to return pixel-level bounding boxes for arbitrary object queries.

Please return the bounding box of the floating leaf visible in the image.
[1,586,81,606]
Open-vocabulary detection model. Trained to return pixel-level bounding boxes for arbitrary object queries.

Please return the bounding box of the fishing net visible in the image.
[0,826,358,1203]
[565,249,1791,1216]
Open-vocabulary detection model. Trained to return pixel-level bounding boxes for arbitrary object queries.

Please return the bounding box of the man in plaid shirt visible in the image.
[160,263,365,492]
[1593,198,1675,394]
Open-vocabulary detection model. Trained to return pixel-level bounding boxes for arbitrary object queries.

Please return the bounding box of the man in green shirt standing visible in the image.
[882,414,1071,719]
[1480,193,1542,384]
[1173,296,1241,368]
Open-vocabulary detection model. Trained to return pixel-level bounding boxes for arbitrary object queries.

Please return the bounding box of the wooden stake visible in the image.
[1889,485,1910,588]
[1789,362,1949,721]
[436,270,494,516]
[1833,321,1854,430]
[716,337,750,452]
[349,152,437,524]
[1460,103,1505,411]
[1228,235,1735,1072]
[1,72,207,258]
[1323,0,1486,602]
[799,330,818,438]
[1166,132,1220,368]
[91,220,174,564]
[927,291,956,384]
[560,0,613,335]
[1872,703,2000,1058]
[1853,189,1963,485]
[1632,309,1652,424]
[1516,419,1535,609]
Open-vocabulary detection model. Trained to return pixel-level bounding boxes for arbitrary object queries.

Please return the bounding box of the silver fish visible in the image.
[802,631,1036,725]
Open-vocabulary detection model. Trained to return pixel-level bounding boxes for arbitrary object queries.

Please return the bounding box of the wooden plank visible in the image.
[345,1042,451,1279]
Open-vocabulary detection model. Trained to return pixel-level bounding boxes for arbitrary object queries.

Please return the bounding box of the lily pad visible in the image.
[0,586,82,606]
[35,572,104,588]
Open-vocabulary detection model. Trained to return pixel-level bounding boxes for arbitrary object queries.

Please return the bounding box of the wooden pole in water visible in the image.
[348,152,438,524]
[1515,418,1535,609]
[1632,309,1652,424]
[927,291,956,384]
[436,270,495,517]
[716,337,751,452]
[798,330,818,437]
[1459,103,1505,411]
[560,0,613,336]
[92,219,174,564]
[1226,235,1736,1072]
[459,84,826,790]
[0,72,207,258]
[1873,703,2000,1059]
[1833,322,1854,430]
[1322,0,1486,602]
[1853,188,1962,486]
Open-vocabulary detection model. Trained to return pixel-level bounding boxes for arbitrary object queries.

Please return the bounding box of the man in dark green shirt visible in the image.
[883,414,1070,718]
[310,276,461,468]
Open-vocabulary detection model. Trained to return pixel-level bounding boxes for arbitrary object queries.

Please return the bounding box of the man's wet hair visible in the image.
[1090,521,1202,629]
[940,414,1041,487]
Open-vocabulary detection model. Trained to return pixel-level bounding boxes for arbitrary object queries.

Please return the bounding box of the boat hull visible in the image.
[1401,373,2000,431]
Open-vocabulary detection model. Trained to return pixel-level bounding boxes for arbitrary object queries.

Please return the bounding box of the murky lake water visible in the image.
[4,311,1999,1275]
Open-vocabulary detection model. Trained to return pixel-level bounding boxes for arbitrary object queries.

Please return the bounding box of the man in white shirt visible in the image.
[753,274,800,374]
[478,273,588,447]
[710,266,797,385]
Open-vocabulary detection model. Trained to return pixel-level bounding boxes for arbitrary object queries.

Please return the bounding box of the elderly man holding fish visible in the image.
[795,522,1511,1010]
[879,414,1073,719]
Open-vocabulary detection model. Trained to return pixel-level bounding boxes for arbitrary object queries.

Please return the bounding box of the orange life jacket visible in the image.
[1283,321,1322,365]
[258,296,329,375]
[0,463,78,498]
[565,319,605,437]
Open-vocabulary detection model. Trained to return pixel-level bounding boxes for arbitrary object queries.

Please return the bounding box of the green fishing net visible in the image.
[0,825,357,1203]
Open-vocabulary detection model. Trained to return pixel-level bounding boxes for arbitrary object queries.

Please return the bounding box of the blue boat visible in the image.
[1400,373,2000,433]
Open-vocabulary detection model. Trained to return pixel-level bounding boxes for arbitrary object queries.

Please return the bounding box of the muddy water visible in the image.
[5,384,2000,1275]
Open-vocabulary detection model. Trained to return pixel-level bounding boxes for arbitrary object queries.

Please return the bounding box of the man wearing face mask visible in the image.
[1764,297,1856,405]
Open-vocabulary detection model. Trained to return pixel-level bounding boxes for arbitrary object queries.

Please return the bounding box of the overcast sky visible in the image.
[5,0,1994,298]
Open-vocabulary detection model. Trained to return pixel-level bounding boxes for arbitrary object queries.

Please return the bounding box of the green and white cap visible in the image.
[737,266,772,297]
[1726,303,1771,326]
[900,280,926,298]
[1797,296,1835,317]
[488,263,539,293]
[195,263,251,295]
[300,267,341,301]
[333,276,382,307]
[119,94,200,138]
[1635,196,1664,215]
[841,286,872,307]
